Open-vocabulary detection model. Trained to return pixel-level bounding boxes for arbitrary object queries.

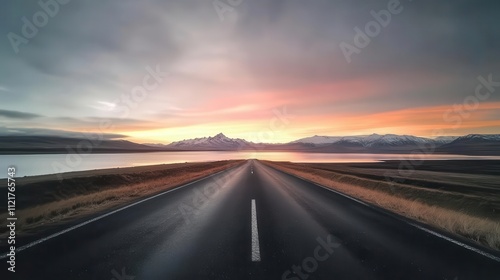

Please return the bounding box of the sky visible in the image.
[0,0,499,144]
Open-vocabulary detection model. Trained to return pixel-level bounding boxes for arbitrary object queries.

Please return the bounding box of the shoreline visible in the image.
[2,149,500,155]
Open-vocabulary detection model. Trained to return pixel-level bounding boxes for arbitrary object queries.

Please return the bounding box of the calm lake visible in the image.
[2,151,500,178]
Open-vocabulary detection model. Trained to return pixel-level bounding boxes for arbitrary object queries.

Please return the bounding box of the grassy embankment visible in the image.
[0,160,243,239]
[262,160,500,251]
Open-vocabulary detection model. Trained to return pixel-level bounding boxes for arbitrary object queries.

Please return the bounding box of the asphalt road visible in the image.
[3,160,500,279]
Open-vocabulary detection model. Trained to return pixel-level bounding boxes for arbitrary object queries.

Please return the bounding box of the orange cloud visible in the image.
[294,102,500,137]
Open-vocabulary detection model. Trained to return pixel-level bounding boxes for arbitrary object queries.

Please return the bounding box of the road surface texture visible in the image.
[3,160,500,279]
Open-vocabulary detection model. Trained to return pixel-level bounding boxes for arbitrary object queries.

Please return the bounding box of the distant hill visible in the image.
[0,136,162,154]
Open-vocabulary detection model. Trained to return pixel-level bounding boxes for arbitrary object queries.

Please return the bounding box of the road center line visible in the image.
[251,199,261,262]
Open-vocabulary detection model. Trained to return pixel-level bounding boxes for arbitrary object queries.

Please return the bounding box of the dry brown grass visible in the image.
[262,161,500,251]
[0,160,243,238]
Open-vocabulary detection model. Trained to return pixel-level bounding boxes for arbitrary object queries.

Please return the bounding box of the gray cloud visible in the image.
[233,0,500,92]
[0,0,499,138]
[43,116,160,131]
[0,109,42,119]
[0,127,127,139]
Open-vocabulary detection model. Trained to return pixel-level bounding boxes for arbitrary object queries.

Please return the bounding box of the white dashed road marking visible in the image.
[251,199,261,262]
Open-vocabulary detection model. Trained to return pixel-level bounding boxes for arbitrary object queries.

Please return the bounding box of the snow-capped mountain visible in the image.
[4,133,498,155]
[348,134,432,147]
[292,134,437,147]
[433,136,460,144]
[163,133,500,154]
[436,134,500,155]
[452,134,500,142]
[167,133,252,150]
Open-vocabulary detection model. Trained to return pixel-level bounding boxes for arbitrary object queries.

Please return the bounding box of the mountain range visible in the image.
[1,133,499,155]
[159,133,500,155]
[166,133,252,150]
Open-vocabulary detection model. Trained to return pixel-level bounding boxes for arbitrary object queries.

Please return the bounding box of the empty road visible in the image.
[3,160,500,279]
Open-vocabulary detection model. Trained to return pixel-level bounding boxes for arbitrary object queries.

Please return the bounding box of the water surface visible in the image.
[1,151,499,178]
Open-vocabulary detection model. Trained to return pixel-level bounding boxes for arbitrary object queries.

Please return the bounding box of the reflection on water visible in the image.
[2,151,500,178]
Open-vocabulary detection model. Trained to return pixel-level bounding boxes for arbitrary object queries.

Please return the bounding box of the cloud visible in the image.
[89,101,117,111]
[0,127,127,139]
[42,116,161,131]
[0,0,499,142]
[0,109,42,119]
